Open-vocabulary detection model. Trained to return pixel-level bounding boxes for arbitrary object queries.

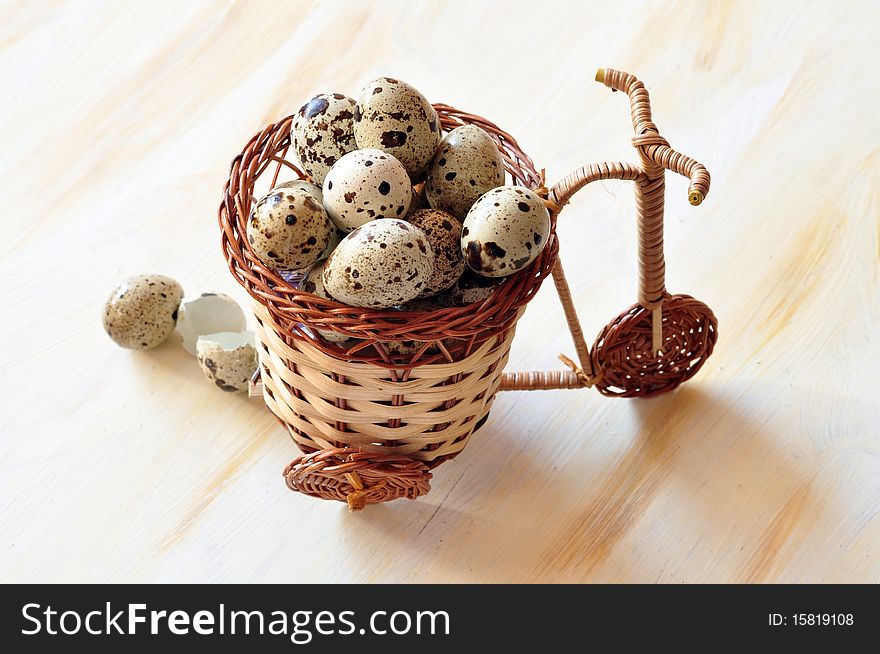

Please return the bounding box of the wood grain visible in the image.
[1,0,878,583]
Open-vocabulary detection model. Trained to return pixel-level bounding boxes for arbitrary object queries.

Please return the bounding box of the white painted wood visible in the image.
[1,0,878,582]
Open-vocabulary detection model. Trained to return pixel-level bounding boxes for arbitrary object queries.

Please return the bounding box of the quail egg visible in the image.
[323,219,434,308]
[299,259,350,343]
[384,295,454,356]
[176,293,247,355]
[248,186,332,271]
[448,269,503,306]
[426,125,505,220]
[322,149,412,232]
[102,274,184,350]
[322,225,345,258]
[196,331,258,393]
[291,93,358,184]
[353,77,441,180]
[405,208,466,296]
[461,186,551,277]
[273,179,322,201]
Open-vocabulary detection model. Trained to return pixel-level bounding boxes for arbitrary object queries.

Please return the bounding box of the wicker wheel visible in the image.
[284,448,432,510]
[592,294,718,398]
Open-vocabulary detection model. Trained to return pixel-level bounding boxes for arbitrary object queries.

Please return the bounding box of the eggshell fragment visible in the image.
[196,331,258,393]
[175,293,247,355]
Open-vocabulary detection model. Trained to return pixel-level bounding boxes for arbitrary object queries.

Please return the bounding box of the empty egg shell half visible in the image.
[461,186,551,278]
[291,93,358,185]
[196,331,258,393]
[175,293,247,355]
[426,125,506,220]
[322,149,412,232]
[353,77,441,180]
[323,219,434,309]
[248,186,332,271]
[102,274,184,350]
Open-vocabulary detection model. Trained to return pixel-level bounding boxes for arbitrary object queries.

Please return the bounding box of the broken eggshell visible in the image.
[175,293,247,355]
[196,331,258,393]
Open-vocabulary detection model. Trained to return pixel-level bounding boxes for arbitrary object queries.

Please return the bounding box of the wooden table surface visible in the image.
[2,0,878,583]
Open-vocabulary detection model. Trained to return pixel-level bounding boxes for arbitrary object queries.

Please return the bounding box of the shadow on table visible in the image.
[336,383,823,582]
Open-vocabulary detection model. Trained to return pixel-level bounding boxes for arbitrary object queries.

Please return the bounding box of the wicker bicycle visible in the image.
[218,68,717,509]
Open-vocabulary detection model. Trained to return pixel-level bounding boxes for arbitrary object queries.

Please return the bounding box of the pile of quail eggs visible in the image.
[251,77,551,319]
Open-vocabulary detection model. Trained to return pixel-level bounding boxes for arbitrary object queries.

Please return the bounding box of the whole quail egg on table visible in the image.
[102,274,184,350]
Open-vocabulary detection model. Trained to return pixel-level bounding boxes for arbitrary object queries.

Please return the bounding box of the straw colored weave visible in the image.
[254,301,518,462]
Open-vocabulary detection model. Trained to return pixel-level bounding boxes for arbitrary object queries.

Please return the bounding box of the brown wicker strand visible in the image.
[283,447,432,510]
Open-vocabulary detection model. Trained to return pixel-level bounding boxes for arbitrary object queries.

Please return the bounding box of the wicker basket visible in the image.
[218,68,717,509]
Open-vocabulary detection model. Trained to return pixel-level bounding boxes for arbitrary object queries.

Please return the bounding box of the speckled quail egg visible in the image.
[354,77,441,180]
[102,274,184,350]
[175,293,247,355]
[448,269,503,306]
[405,208,466,296]
[248,186,332,271]
[322,225,345,258]
[461,186,551,277]
[196,331,258,393]
[426,125,506,220]
[382,339,435,356]
[397,294,454,311]
[299,259,350,343]
[323,219,434,308]
[384,295,454,355]
[322,149,412,232]
[291,93,357,184]
[273,179,323,201]
[273,180,334,257]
